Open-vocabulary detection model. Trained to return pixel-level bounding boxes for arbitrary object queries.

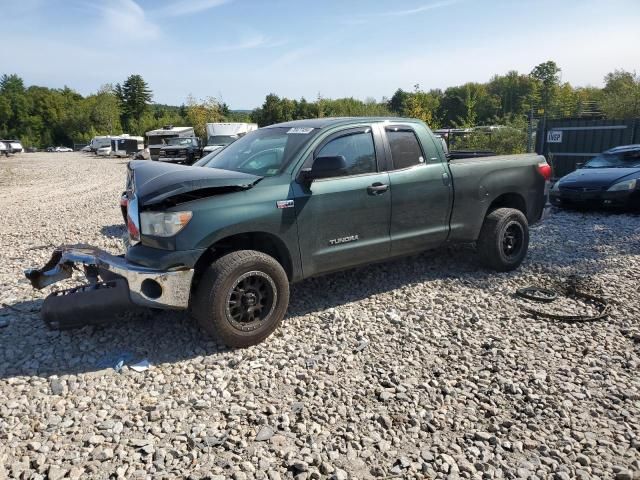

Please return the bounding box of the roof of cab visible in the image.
[263,117,422,130]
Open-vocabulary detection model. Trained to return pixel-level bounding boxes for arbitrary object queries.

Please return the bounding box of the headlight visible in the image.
[607,179,637,192]
[140,211,192,237]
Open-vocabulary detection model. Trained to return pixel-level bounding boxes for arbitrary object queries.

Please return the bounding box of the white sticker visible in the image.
[287,127,314,134]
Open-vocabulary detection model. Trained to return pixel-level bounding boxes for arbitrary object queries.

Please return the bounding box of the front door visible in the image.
[294,126,391,277]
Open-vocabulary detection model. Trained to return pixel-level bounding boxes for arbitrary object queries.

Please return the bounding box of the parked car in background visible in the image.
[146,126,195,160]
[158,136,203,164]
[80,145,92,152]
[204,122,258,153]
[550,144,640,209]
[54,146,73,152]
[96,145,112,156]
[0,142,7,156]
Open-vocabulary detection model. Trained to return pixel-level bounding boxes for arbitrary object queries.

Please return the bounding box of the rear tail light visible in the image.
[127,216,140,241]
[537,162,552,181]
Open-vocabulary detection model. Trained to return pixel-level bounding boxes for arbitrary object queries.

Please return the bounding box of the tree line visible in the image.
[0,61,638,149]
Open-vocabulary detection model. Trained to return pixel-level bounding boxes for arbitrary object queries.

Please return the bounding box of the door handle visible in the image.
[367,182,389,195]
[441,172,450,186]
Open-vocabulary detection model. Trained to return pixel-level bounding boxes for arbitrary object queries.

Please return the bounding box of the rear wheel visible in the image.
[191,250,289,347]
[477,207,529,271]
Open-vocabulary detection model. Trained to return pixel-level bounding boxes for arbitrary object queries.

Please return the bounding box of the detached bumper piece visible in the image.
[42,280,132,329]
[25,245,194,312]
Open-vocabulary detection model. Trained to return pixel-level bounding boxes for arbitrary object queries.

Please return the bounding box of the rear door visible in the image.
[294,126,391,277]
[384,125,452,256]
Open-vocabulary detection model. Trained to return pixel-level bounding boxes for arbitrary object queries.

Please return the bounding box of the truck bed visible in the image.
[447,153,548,243]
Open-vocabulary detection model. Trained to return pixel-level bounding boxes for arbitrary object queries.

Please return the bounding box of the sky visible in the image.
[2,0,639,109]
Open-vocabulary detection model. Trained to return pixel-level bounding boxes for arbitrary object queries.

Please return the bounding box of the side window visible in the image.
[386,128,425,170]
[316,130,377,176]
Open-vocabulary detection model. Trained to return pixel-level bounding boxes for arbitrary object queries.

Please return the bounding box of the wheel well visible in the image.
[487,193,527,217]
[192,232,294,286]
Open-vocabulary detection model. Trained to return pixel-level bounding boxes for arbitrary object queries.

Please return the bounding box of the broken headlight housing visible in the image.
[140,211,193,237]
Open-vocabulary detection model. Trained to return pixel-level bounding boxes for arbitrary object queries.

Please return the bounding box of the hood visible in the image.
[129,160,261,207]
[558,167,640,189]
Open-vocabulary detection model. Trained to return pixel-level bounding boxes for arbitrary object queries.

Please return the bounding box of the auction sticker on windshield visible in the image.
[287,127,314,134]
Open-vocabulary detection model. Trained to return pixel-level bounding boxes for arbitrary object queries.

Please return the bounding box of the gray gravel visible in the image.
[1,152,639,479]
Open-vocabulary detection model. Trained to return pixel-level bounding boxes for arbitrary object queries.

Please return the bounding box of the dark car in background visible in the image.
[550,144,640,209]
[158,136,203,164]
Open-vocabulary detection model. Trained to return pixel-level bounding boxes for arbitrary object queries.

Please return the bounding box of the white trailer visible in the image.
[204,123,258,153]
[89,136,116,153]
[111,135,144,157]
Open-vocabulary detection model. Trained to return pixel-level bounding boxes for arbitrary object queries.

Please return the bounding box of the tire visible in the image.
[477,207,529,272]
[191,250,289,348]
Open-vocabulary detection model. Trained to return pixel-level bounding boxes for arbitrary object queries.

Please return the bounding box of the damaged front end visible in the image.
[25,161,261,330]
[25,245,194,328]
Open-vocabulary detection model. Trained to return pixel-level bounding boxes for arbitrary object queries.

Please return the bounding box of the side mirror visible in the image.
[302,155,348,181]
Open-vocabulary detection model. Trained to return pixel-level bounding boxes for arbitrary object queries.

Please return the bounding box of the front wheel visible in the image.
[191,250,289,347]
[477,207,529,272]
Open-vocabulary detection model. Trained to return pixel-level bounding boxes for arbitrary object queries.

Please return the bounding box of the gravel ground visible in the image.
[0,152,639,480]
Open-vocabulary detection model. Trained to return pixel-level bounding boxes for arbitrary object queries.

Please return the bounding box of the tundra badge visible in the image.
[329,235,359,246]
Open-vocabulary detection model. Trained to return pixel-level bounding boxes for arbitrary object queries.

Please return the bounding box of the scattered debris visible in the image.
[129,359,151,372]
[96,350,135,371]
[515,287,557,303]
[517,276,610,323]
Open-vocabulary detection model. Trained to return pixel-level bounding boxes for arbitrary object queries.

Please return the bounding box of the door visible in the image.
[294,126,391,277]
[384,125,452,256]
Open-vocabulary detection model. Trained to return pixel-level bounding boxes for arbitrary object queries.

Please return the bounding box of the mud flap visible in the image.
[42,279,134,330]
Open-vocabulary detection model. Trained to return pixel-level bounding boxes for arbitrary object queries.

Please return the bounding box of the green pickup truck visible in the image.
[26,117,551,347]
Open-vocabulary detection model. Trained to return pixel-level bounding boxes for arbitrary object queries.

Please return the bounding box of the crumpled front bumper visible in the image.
[24,245,193,309]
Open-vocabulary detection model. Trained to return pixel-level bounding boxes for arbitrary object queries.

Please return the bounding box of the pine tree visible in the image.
[115,74,152,131]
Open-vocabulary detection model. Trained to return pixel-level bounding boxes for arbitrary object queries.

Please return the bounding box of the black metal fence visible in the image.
[535,118,640,177]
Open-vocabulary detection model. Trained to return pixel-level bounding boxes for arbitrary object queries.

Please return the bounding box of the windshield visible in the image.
[166,137,195,146]
[208,135,237,146]
[147,135,176,146]
[202,127,319,176]
[584,150,640,168]
[193,148,224,167]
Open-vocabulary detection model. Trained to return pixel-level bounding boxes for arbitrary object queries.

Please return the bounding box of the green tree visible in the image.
[600,69,640,118]
[86,84,121,135]
[487,71,536,119]
[402,84,440,127]
[184,94,224,138]
[388,88,409,114]
[530,61,561,117]
[115,74,152,131]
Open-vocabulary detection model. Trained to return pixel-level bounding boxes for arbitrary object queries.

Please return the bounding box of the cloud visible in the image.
[94,0,160,39]
[380,0,460,17]
[152,0,231,17]
[344,0,460,24]
[212,34,287,52]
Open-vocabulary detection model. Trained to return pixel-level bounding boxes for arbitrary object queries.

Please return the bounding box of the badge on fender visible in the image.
[276,200,294,209]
